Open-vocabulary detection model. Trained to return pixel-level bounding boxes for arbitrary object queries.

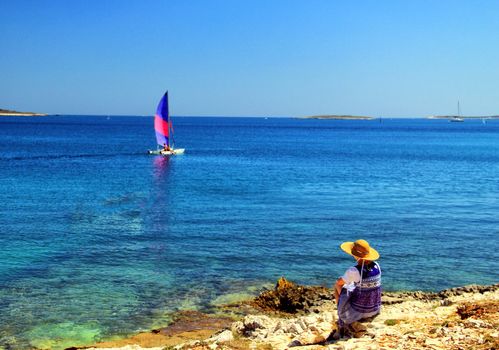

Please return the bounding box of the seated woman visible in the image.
[334,239,381,337]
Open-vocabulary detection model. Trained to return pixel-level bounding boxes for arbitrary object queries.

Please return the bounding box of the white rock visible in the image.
[294,330,327,345]
[323,312,335,323]
[464,319,489,328]
[297,318,308,330]
[272,320,283,332]
[243,315,275,332]
[231,320,245,335]
[268,334,294,350]
[309,325,320,333]
[325,345,344,350]
[286,322,303,334]
[302,315,318,326]
[209,329,234,343]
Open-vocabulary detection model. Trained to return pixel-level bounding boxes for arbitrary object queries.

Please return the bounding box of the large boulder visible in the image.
[251,277,333,313]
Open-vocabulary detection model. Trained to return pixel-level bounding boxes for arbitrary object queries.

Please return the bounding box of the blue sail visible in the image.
[154,92,170,147]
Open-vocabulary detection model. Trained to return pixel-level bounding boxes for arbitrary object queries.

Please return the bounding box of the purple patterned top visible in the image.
[350,262,382,314]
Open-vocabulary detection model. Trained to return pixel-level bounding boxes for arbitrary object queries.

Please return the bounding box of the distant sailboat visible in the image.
[148,91,185,156]
[450,101,464,122]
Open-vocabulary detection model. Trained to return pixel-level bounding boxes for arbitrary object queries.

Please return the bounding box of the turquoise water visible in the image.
[1,116,498,349]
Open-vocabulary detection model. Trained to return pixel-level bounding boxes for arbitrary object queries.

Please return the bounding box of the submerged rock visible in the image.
[153,310,234,336]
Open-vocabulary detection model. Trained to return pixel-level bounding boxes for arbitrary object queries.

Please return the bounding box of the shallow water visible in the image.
[1,116,498,348]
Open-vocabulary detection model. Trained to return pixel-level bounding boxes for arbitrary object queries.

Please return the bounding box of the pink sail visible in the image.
[154,92,171,147]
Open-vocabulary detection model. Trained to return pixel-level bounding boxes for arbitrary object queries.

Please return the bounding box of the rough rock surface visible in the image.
[83,282,499,350]
[250,277,333,314]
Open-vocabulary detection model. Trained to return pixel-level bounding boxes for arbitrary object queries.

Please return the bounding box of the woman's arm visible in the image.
[334,277,345,305]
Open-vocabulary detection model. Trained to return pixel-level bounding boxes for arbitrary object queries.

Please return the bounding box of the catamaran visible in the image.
[148,91,185,156]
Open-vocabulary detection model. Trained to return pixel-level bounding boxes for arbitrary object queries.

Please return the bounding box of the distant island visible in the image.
[0,108,47,116]
[300,115,375,120]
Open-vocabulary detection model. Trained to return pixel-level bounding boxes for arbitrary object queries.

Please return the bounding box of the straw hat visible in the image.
[340,239,379,260]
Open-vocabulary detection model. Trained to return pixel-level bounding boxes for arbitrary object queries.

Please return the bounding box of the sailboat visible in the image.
[148,91,185,156]
[450,101,464,122]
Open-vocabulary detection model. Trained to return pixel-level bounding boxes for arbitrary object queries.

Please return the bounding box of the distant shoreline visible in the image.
[0,109,47,117]
[0,113,47,117]
[299,115,375,120]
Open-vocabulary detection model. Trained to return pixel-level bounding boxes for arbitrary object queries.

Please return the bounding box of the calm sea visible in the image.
[0,116,498,349]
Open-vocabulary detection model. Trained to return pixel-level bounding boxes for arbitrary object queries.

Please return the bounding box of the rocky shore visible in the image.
[81,279,499,350]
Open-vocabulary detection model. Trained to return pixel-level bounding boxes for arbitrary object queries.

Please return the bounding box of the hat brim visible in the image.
[340,242,380,261]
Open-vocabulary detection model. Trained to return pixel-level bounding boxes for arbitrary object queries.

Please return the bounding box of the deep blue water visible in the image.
[1,116,498,349]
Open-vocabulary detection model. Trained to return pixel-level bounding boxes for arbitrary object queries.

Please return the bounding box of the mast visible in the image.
[167,91,175,148]
[169,119,175,148]
[458,101,461,118]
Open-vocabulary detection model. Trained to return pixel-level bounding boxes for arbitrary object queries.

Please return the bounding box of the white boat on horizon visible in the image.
[450,101,464,122]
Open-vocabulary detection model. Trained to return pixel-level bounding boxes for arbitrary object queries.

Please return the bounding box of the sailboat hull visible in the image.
[148,148,185,156]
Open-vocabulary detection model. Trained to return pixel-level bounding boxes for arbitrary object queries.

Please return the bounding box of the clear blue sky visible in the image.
[1,0,499,117]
